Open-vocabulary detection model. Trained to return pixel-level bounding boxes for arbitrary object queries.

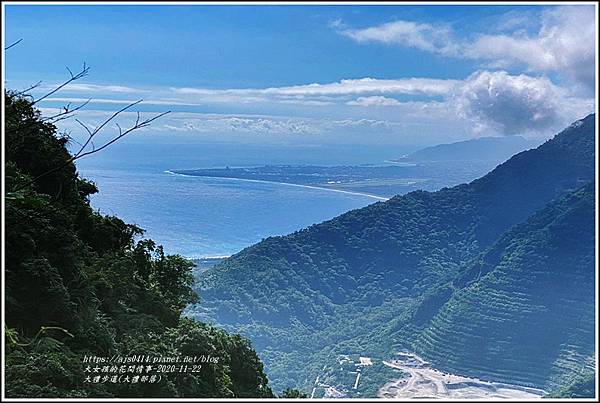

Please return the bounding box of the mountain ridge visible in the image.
[413,182,595,389]
[189,113,596,394]
[402,135,541,162]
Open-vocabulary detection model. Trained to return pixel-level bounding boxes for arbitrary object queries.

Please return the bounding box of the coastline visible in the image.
[164,170,390,201]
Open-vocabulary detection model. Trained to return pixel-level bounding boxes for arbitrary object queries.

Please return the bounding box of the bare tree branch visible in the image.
[31,62,89,105]
[14,81,43,97]
[7,62,170,193]
[5,38,23,51]
[5,98,92,136]
[62,132,84,149]
[75,109,170,159]
[6,65,91,136]
[12,102,171,192]
[72,99,143,159]
[41,99,91,123]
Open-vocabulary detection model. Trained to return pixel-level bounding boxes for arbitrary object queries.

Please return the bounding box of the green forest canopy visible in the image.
[4,90,274,398]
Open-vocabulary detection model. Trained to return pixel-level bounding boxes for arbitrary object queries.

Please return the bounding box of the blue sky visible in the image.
[3,3,597,146]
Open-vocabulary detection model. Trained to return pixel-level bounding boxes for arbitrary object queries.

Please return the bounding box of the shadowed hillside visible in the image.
[414,182,595,390]
[190,114,595,393]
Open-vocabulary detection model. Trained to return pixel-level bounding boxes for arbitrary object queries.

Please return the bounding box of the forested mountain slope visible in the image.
[4,91,273,398]
[192,114,595,392]
[413,182,595,390]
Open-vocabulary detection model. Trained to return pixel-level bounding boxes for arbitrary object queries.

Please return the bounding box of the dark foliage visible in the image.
[280,388,308,398]
[4,91,273,398]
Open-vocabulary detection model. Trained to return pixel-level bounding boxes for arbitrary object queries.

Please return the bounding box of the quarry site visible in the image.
[377,352,546,399]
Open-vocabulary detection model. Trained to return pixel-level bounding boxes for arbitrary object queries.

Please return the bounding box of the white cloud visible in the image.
[45,96,212,107]
[468,6,596,90]
[487,9,542,33]
[455,70,594,135]
[171,116,322,135]
[43,77,458,107]
[339,20,459,56]
[40,77,459,108]
[276,99,335,106]
[61,83,146,94]
[172,77,458,99]
[43,108,405,138]
[327,118,393,128]
[328,18,346,29]
[347,96,401,106]
[160,114,410,135]
[338,6,596,90]
[35,72,593,140]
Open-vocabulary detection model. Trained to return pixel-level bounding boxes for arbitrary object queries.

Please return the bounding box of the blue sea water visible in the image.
[76,141,410,258]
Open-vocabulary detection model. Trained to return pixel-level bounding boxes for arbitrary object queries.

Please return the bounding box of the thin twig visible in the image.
[76,110,170,159]
[12,106,170,192]
[5,38,23,51]
[31,63,89,106]
[41,99,91,123]
[5,99,92,136]
[73,99,143,159]
[14,81,43,97]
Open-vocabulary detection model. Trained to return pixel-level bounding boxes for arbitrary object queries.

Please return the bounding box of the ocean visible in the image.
[76,140,412,258]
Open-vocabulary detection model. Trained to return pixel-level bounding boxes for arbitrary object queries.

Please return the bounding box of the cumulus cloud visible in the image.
[338,6,596,90]
[161,114,406,135]
[170,116,322,135]
[327,118,394,129]
[455,70,593,135]
[468,6,596,90]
